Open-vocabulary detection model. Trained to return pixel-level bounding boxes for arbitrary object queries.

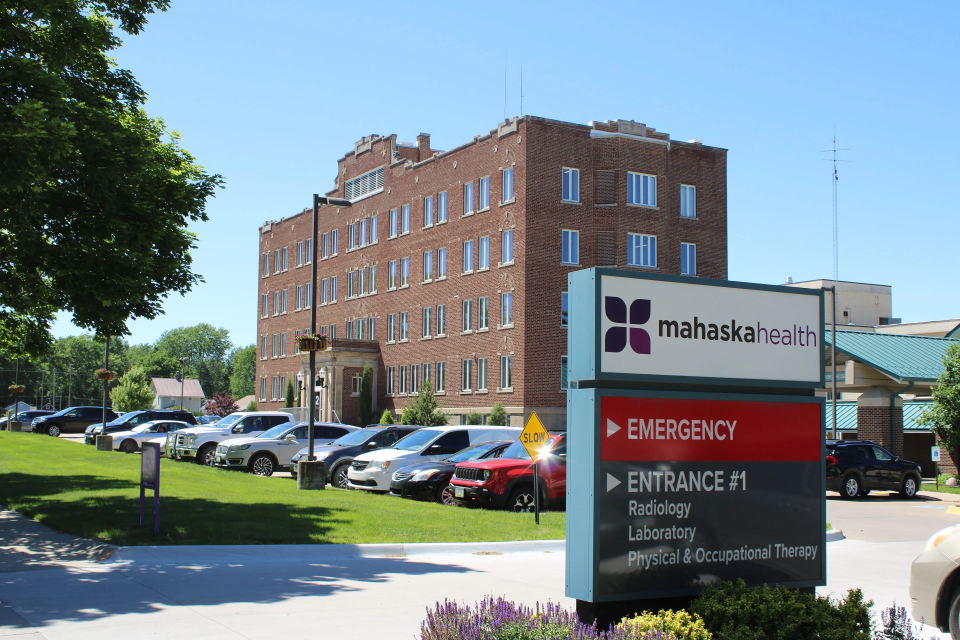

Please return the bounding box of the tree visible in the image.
[42,334,129,404]
[919,344,960,464]
[205,392,238,417]
[284,379,295,408]
[228,345,256,399]
[488,402,508,426]
[244,399,258,412]
[356,365,373,426]
[465,411,484,425]
[400,404,417,425]
[109,366,153,412]
[400,381,449,426]
[380,409,395,424]
[152,324,233,395]
[1,1,224,357]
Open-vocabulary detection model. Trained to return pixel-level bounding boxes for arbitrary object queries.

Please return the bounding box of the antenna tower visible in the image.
[822,135,850,282]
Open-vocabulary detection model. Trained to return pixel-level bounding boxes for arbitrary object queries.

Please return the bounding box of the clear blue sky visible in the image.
[52,0,960,347]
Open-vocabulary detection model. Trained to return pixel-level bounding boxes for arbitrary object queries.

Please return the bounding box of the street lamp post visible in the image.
[179,357,188,410]
[299,194,350,490]
[96,337,111,451]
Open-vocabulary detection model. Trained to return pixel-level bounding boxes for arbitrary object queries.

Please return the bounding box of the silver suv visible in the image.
[172,412,292,465]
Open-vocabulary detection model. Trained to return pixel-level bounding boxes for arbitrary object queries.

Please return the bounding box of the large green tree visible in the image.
[0,1,223,357]
[920,343,960,461]
[151,324,232,396]
[228,345,256,399]
[109,365,153,412]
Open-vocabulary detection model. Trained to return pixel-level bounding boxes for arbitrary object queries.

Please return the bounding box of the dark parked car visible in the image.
[826,439,922,499]
[2,410,55,430]
[32,406,118,437]
[290,425,420,487]
[389,440,511,504]
[84,409,199,444]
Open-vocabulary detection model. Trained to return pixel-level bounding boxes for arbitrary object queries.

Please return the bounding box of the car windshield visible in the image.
[214,414,244,428]
[391,430,439,452]
[131,425,155,433]
[333,429,380,447]
[258,425,292,439]
[112,412,145,425]
[447,442,502,463]
[500,436,560,461]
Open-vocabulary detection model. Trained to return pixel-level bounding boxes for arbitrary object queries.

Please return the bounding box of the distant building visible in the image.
[151,378,205,413]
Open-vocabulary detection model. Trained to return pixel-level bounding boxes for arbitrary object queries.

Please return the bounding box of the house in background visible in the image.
[151,378,205,413]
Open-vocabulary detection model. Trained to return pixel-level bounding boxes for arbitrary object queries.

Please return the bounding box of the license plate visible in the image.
[454,486,464,498]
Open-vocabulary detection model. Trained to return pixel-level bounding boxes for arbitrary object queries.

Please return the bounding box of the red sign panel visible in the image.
[600,396,821,463]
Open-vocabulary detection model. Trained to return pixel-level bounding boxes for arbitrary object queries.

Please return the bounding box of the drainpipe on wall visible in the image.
[891,381,914,456]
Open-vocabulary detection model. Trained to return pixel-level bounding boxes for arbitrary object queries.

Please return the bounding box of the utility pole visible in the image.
[68,369,72,408]
[53,371,57,411]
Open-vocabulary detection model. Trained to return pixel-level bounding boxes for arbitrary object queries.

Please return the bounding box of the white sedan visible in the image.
[111,420,195,454]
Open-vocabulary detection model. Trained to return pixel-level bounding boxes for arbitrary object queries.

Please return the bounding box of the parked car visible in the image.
[197,415,221,425]
[347,426,521,493]
[450,433,567,511]
[110,420,195,453]
[214,422,359,476]
[32,406,117,436]
[825,439,922,499]
[390,440,511,504]
[1,410,54,431]
[289,425,422,486]
[910,524,960,636]
[85,409,198,444]
[172,412,293,465]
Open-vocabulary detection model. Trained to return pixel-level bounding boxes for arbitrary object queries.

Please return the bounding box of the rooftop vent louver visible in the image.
[343,167,384,202]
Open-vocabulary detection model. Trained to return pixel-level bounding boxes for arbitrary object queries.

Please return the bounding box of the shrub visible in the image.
[244,400,258,411]
[619,610,711,640]
[420,597,600,640]
[689,580,871,640]
[379,409,395,424]
[284,379,295,408]
[873,603,931,639]
[465,411,484,425]
[489,402,508,426]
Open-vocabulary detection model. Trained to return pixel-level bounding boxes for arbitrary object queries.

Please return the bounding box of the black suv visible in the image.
[84,409,199,444]
[826,440,922,499]
[32,407,118,436]
[290,425,420,487]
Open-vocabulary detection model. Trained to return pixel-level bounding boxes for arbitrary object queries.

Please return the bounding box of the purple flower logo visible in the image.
[605,296,651,354]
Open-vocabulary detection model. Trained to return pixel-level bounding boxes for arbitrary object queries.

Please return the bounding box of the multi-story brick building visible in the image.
[256,116,727,429]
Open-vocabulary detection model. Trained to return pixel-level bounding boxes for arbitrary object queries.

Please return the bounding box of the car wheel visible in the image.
[438,483,459,506]
[949,588,960,640]
[120,440,138,453]
[47,424,61,437]
[250,454,275,477]
[332,465,350,489]
[841,474,860,499]
[197,444,216,466]
[508,486,536,512]
[900,475,919,499]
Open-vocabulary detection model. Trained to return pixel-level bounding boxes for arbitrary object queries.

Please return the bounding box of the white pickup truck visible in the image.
[172,412,293,465]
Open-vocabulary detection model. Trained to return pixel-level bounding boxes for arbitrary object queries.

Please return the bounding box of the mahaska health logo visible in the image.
[604,296,651,354]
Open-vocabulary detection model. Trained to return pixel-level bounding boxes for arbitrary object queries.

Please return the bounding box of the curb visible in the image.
[107,539,567,565]
[826,529,845,542]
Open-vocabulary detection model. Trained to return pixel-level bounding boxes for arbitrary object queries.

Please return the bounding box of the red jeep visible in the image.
[449,433,566,511]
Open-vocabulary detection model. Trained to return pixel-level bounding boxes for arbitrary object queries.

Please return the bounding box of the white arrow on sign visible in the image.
[607,473,621,492]
[606,419,621,438]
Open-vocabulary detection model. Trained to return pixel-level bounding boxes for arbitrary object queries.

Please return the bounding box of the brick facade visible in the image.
[856,406,904,455]
[256,117,728,428]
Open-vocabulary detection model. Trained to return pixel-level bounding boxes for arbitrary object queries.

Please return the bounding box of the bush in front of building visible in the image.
[465,411,484,425]
[379,409,395,424]
[619,610,711,640]
[400,381,449,426]
[284,379,295,408]
[488,402,508,426]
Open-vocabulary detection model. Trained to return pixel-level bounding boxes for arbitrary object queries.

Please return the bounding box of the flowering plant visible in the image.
[296,333,328,352]
[8,384,25,393]
[94,368,116,381]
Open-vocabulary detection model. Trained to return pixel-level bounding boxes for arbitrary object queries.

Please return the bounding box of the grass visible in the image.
[921,482,960,495]
[826,523,832,531]
[0,432,564,546]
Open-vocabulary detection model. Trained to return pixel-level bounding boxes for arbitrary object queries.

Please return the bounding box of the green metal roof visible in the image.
[825,330,956,383]
[828,399,932,431]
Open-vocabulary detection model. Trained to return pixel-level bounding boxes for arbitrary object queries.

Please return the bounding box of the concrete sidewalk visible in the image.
[0,508,116,574]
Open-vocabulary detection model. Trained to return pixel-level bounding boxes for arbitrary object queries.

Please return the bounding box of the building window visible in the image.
[423,307,432,338]
[561,292,568,327]
[348,223,356,250]
[352,376,362,396]
[561,355,568,390]
[331,275,338,301]
[297,242,303,267]
[283,247,288,271]
[681,242,697,276]
[400,257,410,286]
[346,320,354,340]
[330,323,336,339]
[502,168,514,202]
[371,214,378,243]
[320,279,327,304]
[388,260,397,289]
[463,182,474,215]
[331,229,339,255]
[501,230,514,264]
[461,359,472,391]
[438,191,447,223]
[477,357,488,391]
[422,363,431,389]
[260,377,266,401]
[368,317,376,340]
[399,365,407,394]
[358,317,366,340]
[387,366,395,395]
[436,361,445,392]
[463,240,474,273]
[627,172,657,207]
[343,166,384,201]
[627,233,657,268]
[388,314,396,342]
[438,247,447,278]
[261,294,268,318]
[478,236,489,270]
[562,230,579,265]
[399,311,408,340]
[479,176,490,209]
[274,250,281,273]
[273,291,280,316]
[437,304,446,336]
[401,204,410,234]
[261,335,267,360]
[389,208,398,238]
[424,196,434,227]
[359,218,367,246]
[423,251,433,282]
[296,285,303,310]
[410,364,420,394]
[370,265,377,293]
[478,296,489,330]
[462,299,473,332]
[263,253,269,276]
[500,355,512,390]
[321,233,329,259]
[347,271,355,298]
[359,268,367,295]
[305,282,312,308]
[562,167,580,202]
[281,289,288,313]
[501,292,513,326]
[680,185,696,218]
[280,332,286,356]
[295,329,301,354]
[272,334,278,358]
[305,239,312,264]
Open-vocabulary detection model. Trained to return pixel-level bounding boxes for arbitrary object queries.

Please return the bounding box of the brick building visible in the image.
[256,116,728,428]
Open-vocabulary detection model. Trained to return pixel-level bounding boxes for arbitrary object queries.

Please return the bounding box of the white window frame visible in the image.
[261,294,268,318]
[320,279,328,304]
[436,361,445,392]
[462,299,473,333]
[283,247,288,271]
[399,365,407,395]
[478,236,489,270]
[401,205,410,234]
[681,242,697,276]
[478,296,489,330]
[386,366,395,395]
[400,257,410,286]
[331,229,338,255]
[422,307,432,338]
[305,282,312,308]
[501,230,513,265]
[331,275,338,301]
[479,176,490,209]
[399,311,409,341]
[371,214,378,243]
[305,239,313,264]
[389,208,398,238]
[500,355,513,390]
[438,191,448,223]
[463,240,474,273]
[502,168,514,202]
[322,233,329,259]
[562,229,579,265]
[680,184,697,218]
[424,196,434,227]
[461,359,472,392]
[423,251,433,282]
[477,357,488,391]
[296,285,303,310]
[438,247,447,278]
[297,241,303,267]
[627,172,657,207]
[261,335,268,360]
[437,304,446,336]
[627,233,658,268]
[501,292,513,327]
[370,265,377,293]
[388,314,396,343]
[463,182,474,215]
[562,167,580,203]
[388,260,397,289]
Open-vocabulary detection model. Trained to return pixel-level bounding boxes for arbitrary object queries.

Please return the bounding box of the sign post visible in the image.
[933,446,941,490]
[520,412,550,525]
[566,269,825,625]
[140,442,161,536]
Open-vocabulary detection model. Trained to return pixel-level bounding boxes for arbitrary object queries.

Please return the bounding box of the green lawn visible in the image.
[922,482,960,495]
[0,432,564,546]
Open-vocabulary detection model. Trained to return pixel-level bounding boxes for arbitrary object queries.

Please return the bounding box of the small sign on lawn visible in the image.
[141,442,161,536]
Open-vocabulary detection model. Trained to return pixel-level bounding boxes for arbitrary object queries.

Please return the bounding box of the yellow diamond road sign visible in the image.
[520,411,550,460]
